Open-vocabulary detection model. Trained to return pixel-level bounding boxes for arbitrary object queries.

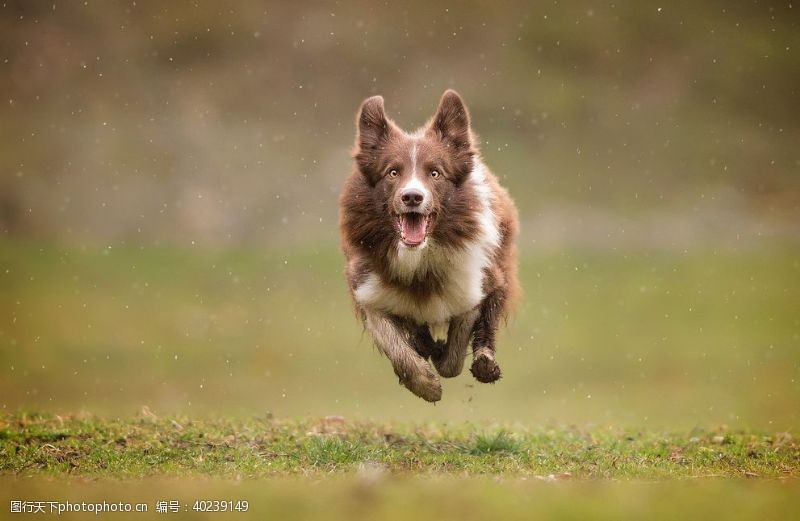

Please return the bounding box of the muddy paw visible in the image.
[399,363,442,402]
[470,348,502,383]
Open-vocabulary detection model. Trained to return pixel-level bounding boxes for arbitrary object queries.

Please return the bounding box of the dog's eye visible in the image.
[388,169,399,178]
[430,170,440,179]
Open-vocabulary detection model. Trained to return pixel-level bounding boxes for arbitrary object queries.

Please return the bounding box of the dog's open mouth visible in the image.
[398,212,434,247]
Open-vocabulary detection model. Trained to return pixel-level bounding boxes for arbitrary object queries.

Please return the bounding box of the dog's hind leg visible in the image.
[470,289,505,383]
[432,309,479,378]
[363,310,442,402]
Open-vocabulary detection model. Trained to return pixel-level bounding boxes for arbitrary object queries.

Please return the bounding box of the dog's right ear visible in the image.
[355,96,392,183]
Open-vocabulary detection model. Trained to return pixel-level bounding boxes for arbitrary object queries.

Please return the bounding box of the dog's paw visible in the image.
[470,347,502,383]
[399,363,442,402]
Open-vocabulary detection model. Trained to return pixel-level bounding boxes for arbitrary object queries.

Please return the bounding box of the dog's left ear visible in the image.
[427,90,475,180]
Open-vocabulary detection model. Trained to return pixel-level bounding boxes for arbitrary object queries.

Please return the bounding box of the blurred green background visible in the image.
[0,1,798,428]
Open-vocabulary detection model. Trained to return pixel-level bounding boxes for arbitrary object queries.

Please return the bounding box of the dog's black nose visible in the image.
[401,189,424,206]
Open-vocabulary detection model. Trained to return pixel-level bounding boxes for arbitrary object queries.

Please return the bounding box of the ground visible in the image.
[1,243,799,518]
[1,413,799,519]
[2,414,799,479]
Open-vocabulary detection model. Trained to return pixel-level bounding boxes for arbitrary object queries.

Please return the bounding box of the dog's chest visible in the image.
[354,242,488,325]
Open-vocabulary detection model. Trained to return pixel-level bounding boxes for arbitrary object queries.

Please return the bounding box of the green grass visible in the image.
[472,430,523,455]
[1,413,797,479]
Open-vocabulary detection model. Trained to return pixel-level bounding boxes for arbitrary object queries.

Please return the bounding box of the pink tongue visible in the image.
[401,214,427,244]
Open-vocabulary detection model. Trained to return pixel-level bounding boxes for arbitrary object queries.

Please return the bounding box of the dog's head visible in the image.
[353,90,477,249]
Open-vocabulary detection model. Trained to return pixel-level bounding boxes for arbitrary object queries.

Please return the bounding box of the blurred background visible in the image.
[0,0,798,428]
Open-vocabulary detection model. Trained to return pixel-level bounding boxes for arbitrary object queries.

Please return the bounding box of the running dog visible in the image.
[339,90,520,402]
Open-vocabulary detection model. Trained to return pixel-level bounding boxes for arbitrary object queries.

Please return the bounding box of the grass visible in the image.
[1,413,797,479]
[1,243,798,517]
[472,430,523,455]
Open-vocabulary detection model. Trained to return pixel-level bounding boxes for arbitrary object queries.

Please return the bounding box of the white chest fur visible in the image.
[353,161,500,325]
[354,243,484,325]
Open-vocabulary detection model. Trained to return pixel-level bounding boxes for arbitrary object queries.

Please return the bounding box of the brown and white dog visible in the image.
[339,90,520,402]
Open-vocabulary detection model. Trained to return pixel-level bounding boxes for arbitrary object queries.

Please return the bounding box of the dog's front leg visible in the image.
[363,310,442,402]
[470,289,505,383]
[432,309,479,378]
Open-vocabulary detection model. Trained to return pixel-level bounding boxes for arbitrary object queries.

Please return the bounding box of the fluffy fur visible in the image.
[339,90,520,402]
